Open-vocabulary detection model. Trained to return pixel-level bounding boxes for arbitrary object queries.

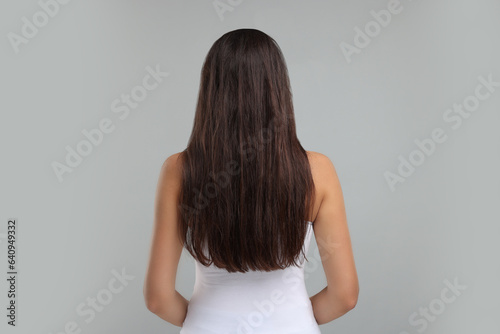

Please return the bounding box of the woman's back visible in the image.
[143,28,358,330]
[180,151,326,333]
[180,220,320,334]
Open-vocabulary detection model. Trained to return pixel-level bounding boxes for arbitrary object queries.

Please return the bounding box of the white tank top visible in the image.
[180,221,321,334]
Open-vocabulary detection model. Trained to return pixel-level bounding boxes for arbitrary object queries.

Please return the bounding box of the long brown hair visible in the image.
[178,28,315,273]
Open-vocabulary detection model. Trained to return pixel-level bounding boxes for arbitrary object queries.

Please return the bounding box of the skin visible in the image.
[306,151,359,324]
[143,152,188,326]
[143,150,359,326]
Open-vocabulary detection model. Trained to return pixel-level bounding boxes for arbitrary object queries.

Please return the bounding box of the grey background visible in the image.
[1,0,499,333]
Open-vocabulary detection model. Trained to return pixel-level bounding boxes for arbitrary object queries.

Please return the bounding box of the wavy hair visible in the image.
[178,28,315,273]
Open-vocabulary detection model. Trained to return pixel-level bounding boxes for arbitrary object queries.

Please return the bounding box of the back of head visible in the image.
[178,28,315,273]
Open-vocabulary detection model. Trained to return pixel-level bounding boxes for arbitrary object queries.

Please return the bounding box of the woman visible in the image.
[143,28,359,333]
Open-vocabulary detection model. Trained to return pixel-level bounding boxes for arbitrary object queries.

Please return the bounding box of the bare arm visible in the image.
[143,153,189,326]
[308,153,359,325]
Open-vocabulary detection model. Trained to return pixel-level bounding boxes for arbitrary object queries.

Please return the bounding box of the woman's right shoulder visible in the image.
[305,150,336,177]
[305,150,341,217]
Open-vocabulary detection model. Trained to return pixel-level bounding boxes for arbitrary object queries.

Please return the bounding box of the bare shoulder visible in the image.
[163,152,184,167]
[158,152,184,188]
[305,150,341,221]
[305,150,338,184]
[305,150,330,165]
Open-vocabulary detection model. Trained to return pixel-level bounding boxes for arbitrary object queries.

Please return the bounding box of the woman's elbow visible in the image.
[143,287,166,314]
[343,286,359,311]
[145,297,161,314]
[334,283,359,312]
[344,293,358,311]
